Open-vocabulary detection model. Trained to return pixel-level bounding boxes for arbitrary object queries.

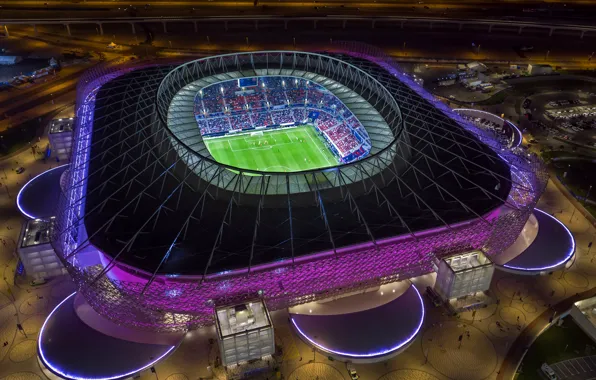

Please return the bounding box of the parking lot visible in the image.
[546,105,596,121]
[549,356,596,380]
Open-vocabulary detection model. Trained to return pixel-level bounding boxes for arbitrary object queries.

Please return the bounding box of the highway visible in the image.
[0,0,595,24]
[2,15,596,31]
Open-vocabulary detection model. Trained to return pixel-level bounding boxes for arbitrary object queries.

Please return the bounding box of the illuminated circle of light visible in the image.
[290,284,425,358]
[16,164,70,220]
[38,292,176,380]
[453,108,523,148]
[502,208,576,272]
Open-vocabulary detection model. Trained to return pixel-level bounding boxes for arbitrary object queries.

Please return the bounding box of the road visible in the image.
[0,0,595,24]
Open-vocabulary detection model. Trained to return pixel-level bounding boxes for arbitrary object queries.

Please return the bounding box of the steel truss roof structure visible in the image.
[51,47,547,332]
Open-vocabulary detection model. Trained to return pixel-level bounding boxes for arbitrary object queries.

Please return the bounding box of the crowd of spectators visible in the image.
[203,117,231,135]
[229,113,253,130]
[326,124,352,142]
[293,108,308,122]
[335,135,360,154]
[245,93,267,110]
[266,89,288,107]
[287,88,307,105]
[250,112,273,128]
[193,76,369,158]
[271,109,296,125]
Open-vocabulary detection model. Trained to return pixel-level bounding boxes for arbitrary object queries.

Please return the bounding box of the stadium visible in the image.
[37,43,554,375]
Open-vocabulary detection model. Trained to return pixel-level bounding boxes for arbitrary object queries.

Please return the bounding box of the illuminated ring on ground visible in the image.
[502,208,576,272]
[290,285,424,358]
[38,292,176,380]
[16,164,70,220]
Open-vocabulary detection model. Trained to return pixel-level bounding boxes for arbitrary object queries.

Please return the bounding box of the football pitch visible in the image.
[203,125,338,172]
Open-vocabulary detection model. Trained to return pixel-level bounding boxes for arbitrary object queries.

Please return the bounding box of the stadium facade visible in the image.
[52,43,547,333]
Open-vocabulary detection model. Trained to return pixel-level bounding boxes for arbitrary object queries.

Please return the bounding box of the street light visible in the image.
[583,185,593,207]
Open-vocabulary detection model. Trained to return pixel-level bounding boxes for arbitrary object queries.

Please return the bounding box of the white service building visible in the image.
[434,250,494,300]
[48,118,74,161]
[215,300,275,367]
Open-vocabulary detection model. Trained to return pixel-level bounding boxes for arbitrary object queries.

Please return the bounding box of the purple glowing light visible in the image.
[16,164,70,220]
[38,292,176,380]
[502,208,576,272]
[290,284,425,358]
[50,51,546,332]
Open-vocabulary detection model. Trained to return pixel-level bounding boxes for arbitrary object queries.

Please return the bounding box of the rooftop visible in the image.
[20,218,54,248]
[79,53,512,275]
[49,118,74,134]
[215,300,272,338]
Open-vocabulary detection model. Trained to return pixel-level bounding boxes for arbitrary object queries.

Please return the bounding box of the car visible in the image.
[30,278,47,286]
[15,167,25,174]
[541,363,558,380]
[348,368,359,380]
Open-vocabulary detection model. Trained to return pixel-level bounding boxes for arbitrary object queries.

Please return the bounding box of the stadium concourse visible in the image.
[22,45,576,379]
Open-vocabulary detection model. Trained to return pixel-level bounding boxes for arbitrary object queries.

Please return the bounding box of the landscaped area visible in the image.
[551,159,596,218]
[518,318,596,380]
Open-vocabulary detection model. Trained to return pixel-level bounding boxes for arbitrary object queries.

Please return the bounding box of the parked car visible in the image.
[541,363,558,380]
[30,278,47,286]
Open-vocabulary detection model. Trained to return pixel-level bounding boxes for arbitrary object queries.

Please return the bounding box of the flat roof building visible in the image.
[215,300,274,367]
[17,218,66,279]
[434,250,494,300]
[48,118,74,161]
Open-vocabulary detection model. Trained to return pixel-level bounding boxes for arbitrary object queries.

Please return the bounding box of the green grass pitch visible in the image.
[203,125,338,172]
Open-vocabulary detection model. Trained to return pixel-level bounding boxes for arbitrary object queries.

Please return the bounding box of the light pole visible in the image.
[545,50,550,60]
[569,205,578,223]
[583,185,592,207]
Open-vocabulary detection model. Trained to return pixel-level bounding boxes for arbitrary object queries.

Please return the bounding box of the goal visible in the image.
[250,131,264,137]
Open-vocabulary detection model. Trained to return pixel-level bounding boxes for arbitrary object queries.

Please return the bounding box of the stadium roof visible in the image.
[68,51,515,278]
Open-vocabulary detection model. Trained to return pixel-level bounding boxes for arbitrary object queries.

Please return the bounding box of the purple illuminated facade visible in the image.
[52,45,547,332]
